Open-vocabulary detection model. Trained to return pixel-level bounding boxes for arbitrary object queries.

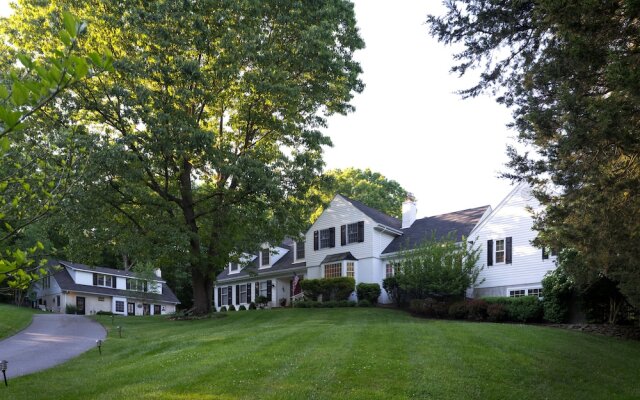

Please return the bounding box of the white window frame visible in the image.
[494,238,506,264]
[385,263,395,278]
[319,229,332,249]
[259,281,269,297]
[239,284,248,304]
[229,262,240,273]
[260,248,270,267]
[96,274,113,288]
[324,262,342,278]
[508,287,543,298]
[346,261,355,278]
[347,222,359,244]
[221,288,228,306]
[126,278,146,292]
[295,240,305,261]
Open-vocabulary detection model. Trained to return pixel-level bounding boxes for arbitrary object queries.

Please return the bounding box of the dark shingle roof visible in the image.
[53,266,180,304]
[382,205,490,254]
[216,244,306,282]
[320,252,357,264]
[339,195,401,229]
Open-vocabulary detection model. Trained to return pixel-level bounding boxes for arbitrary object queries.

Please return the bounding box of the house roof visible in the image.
[381,205,490,255]
[58,260,166,283]
[216,243,306,283]
[320,252,357,264]
[339,194,401,230]
[52,266,180,304]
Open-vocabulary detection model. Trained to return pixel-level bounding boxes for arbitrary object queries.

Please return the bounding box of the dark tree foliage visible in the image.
[428,1,640,308]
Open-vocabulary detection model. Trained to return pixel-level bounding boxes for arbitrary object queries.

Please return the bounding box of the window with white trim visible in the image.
[324,262,342,278]
[528,288,543,298]
[96,274,113,288]
[385,264,395,278]
[320,229,332,249]
[509,289,526,297]
[347,223,360,244]
[239,284,248,303]
[259,281,269,297]
[261,249,270,266]
[126,279,146,292]
[495,239,505,264]
[229,262,240,272]
[115,301,125,313]
[221,287,228,306]
[296,240,305,260]
[346,261,355,278]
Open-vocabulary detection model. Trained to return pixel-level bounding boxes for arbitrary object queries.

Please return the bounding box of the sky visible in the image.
[0,1,518,217]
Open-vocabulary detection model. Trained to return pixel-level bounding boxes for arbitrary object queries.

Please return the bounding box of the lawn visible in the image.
[2,307,640,399]
[0,304,38,339]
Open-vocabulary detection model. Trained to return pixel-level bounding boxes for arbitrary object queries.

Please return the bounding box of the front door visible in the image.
[153,304,161,315]
[143,303,150,316]
[76,296,86,315]
[127,302,135,316]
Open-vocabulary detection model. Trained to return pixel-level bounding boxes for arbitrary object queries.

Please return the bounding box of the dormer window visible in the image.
[229,262,240,272]
[296,240,305,260]
[261,248,270,266]
[94,273,115,288]
[126,279,147,292]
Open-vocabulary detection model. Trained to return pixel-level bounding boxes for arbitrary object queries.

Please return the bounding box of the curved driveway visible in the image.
[0,314,106,378]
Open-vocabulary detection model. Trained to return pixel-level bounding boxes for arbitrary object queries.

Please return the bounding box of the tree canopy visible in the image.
[308,167,408,221]
[428,1,640,308]
[3,0,364,313]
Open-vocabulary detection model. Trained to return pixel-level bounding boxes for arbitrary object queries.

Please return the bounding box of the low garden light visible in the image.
[96,339,102,355]
[117,326,122,338]
[1,360,7,386]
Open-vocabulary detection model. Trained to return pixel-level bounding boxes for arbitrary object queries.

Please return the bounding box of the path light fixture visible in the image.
[117,326,122,338]
[1,360,7,386]
[96,339,102,355]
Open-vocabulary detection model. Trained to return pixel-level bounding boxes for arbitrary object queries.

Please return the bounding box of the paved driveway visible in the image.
[0,314,106,378]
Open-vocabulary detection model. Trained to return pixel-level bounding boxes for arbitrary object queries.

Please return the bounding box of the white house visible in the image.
[468,183,557,298]
[214,194,490,308]
[32,260,180,315]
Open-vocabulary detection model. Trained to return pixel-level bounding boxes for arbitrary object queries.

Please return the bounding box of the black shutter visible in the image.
[313,230,319,250]
[93,273,97,286]
[487,240,493,266]
[112,276,117,288]
[236,285,240,305]
[506,237,513,264]
[266,280,272,301]
[357,221,365,242]
[341,225,346,246]
[144,281,148,292]
[247,283,252,302]
[227,286,232,305]
[217,287,222,307]
[542,248,549,260]
[255,282,259,299]
[329,227,335,247]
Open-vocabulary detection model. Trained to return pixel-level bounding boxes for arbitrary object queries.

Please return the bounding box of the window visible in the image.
[98,297,105,302]
[385,264,395,278]
[43,275,50,289]
[528,288,543,298]
[259,281,269,297]
[229,262,240,272]
[347,223,360,244]
[495,239,505,263]
[296,240,305,260]
[509,289,526,298]
[239,284,248,303]
[126,279,146,292]
[324,262,342,278]
[261,248,270,266]
[320,229,332,249]
[221,287,228,306]
[95,274,113,288]
[115,301,124,313]
[346,262,355,278]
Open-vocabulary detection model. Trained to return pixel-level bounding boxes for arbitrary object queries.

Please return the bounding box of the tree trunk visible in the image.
[191,267,212,314]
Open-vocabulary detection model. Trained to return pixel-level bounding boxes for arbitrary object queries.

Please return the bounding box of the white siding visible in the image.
[75,271,93,285]
[471,184,557,296]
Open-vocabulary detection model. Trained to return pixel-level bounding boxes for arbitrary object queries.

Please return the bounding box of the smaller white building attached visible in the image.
[31,260,180,316]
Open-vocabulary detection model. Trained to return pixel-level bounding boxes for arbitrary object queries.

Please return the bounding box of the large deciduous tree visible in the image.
[308,167,408,221]
[4,0,364,313]
[428,1,640,308]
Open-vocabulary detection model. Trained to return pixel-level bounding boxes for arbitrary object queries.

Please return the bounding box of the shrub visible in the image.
[448,301,468,319]
[300,277,355,302]
[256,295,269,308]
[356,283,381,305]
[279,298,287,307]
[337,300,357,307]
[238,305,247,311]
[486,303,507,322]
[324,300,338,308]
[228,305,236,311]
[219,306,227,312]
[358,299,371,307]
[96,310,114,316]
[409,298,449,318]
[65,304,77,314]
[541,265,574,323]
[466,299,488,321]
[248,302,257,310]
[483,297,543,322]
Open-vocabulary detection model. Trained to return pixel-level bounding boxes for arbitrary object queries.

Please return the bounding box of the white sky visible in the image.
[1,1,518,217]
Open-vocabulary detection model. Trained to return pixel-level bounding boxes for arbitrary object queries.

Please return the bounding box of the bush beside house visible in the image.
[300,277,355,302]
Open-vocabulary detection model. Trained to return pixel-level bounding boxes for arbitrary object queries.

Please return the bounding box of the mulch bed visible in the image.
[547,323,640,341]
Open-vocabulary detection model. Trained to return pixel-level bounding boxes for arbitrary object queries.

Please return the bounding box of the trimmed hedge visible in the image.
[294,300,357,308]
[409,298,449,318]
[410,296,542,323]
[356,283,381,305]
[483,296,543,322]
[300,277,355,301]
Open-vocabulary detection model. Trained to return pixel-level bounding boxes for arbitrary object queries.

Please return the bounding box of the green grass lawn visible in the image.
[0,303,38,339]
[3,308,640,399]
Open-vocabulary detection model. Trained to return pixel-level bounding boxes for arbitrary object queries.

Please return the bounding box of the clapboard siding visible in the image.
[305,195,376,268]
[471,184,556,295]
